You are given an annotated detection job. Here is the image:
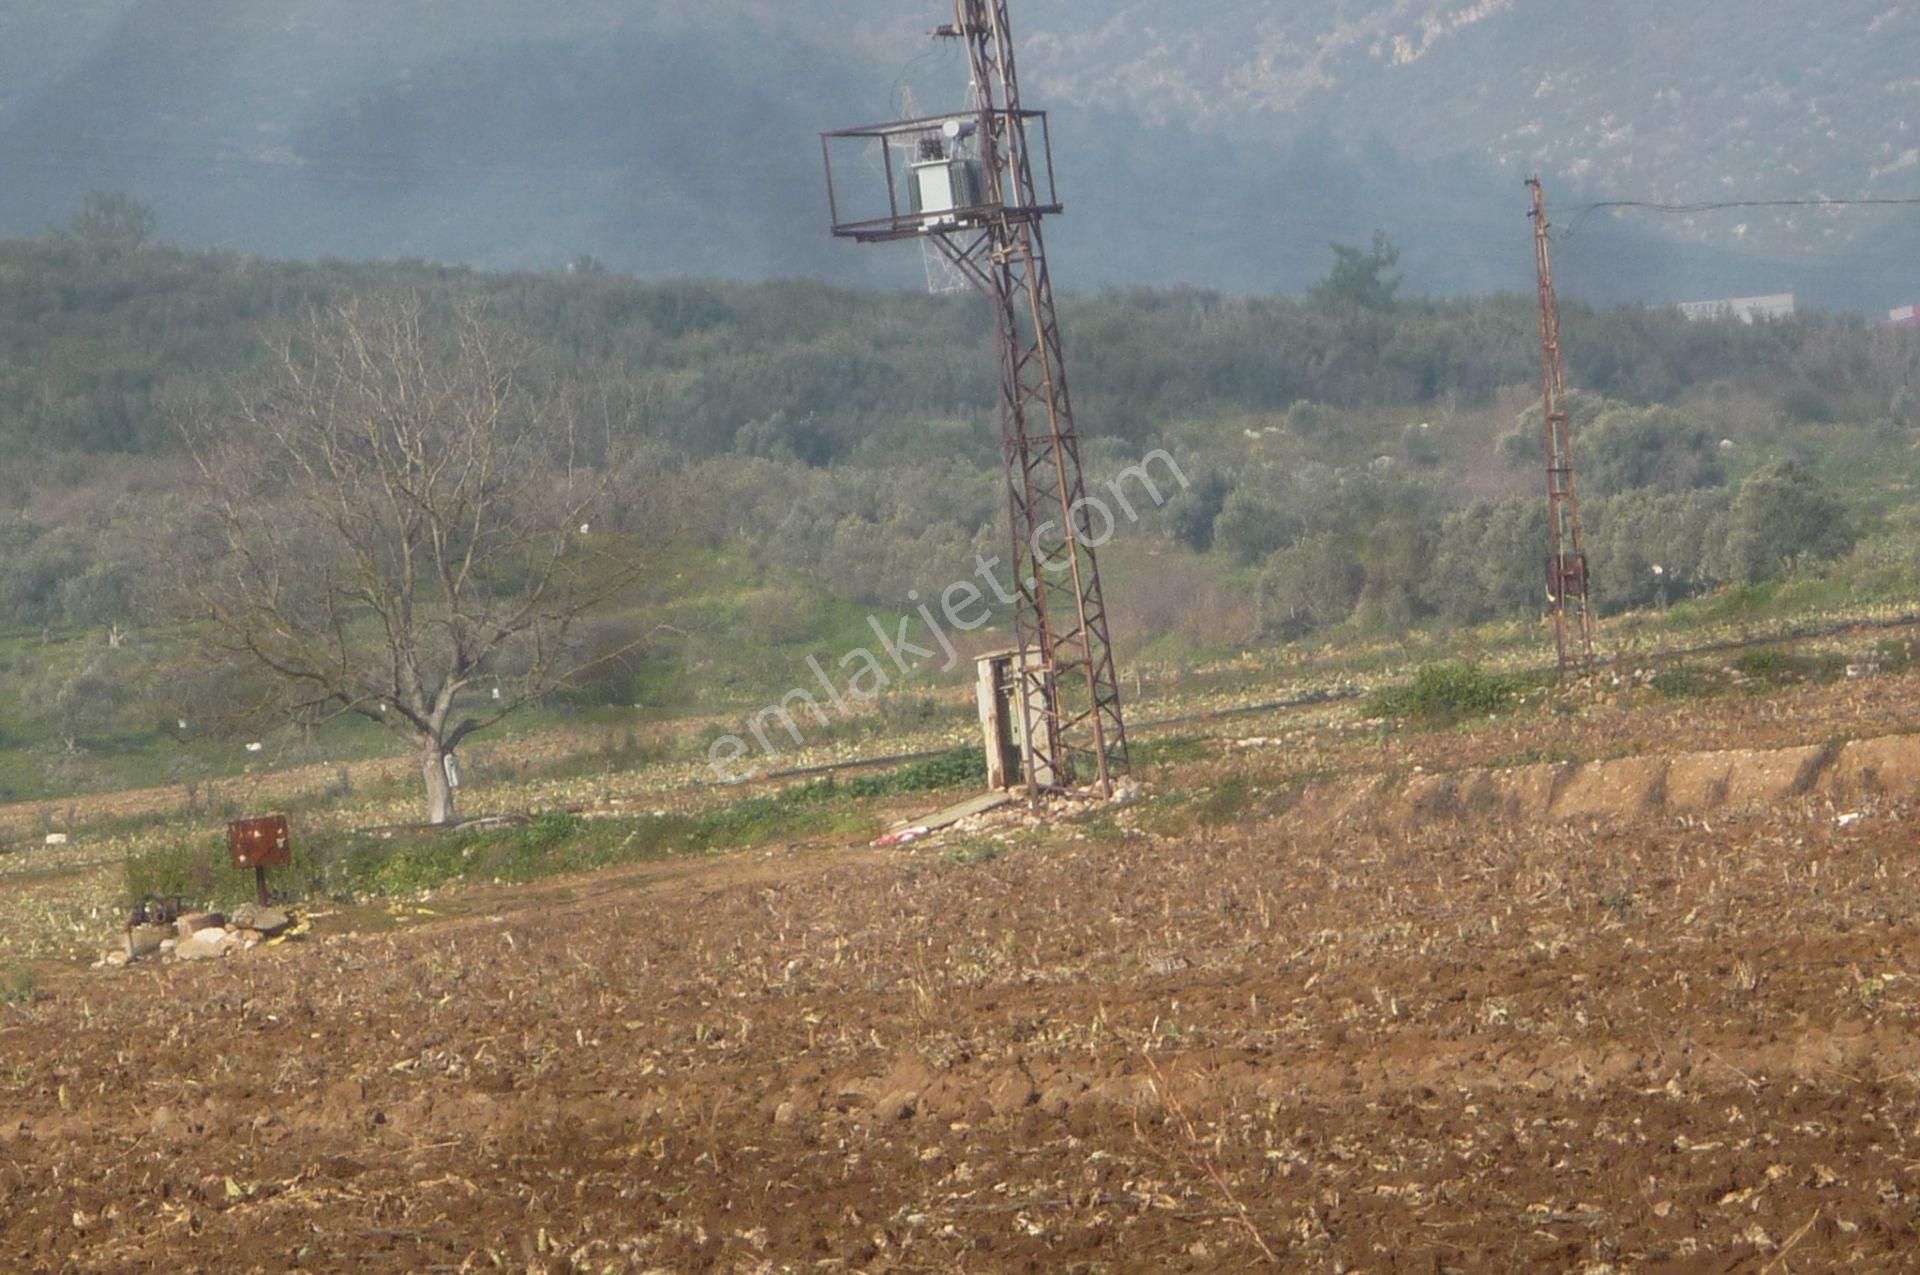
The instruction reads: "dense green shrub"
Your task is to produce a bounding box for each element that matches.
[1424,498,1546,624]
[1584,487,1730,611]
[1582,404,1725,495]
[123,838,228,906]
[1285,400,1340,438]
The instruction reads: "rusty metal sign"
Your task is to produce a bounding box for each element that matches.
[228,814,291,869]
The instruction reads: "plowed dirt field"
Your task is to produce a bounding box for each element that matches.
[7,751,1920,1272]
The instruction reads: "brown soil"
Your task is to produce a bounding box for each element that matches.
[8,741,1920,1273]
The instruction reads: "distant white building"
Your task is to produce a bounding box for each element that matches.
[1674,293,1796,324]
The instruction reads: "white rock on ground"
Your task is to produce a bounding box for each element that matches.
[173,928,232,961]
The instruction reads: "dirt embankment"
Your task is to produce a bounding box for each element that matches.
[1290,728,1920,834]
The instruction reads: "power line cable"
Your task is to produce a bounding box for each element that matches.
[1558,194,1920,240]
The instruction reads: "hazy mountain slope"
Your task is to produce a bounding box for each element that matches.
[822,0,1920,261]
[983,2,1920,196]
[773,0,1920,290]
[0,1,897,281]
[0,1,1909,304]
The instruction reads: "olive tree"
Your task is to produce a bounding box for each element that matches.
[183,293,633,824]
[23,659,130,754]
[1711,459,1854,585]
[1258,534,1362,637]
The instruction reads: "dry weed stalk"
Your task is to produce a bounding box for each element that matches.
[1760,1208,1821,1273]
[1134,1039,1280,1265]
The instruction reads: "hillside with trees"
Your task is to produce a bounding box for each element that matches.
[0,215,1918,804]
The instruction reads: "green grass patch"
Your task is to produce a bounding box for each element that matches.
[1365,662,1523,722]
[942,838,1004,865]
[675,780,873,853]
[116,748,990,917]
[1183,774,1304,828]
[1131,734,1216,767]
[123,784,883,907]
[1598,889,1639,920]
[1193,776,1259,825]
[1649,662,1724,701]
[841,747,986,799]
[1658,575,1853,634]
[470,734,672,787]
[1875,637,1917,674]
[1731,645,1846,690]
[0,966,36,1004]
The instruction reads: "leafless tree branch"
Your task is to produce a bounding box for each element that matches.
[177,291,639,823]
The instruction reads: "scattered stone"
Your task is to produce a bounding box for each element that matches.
[175,912,225,937]
[125,925,170,959]
[173,928,232,961]
[98,950,129,969]
[772,1101,798,1127]
[43,832,68,847]
[873,1089,919,1122]
[148,1105,185,1139]
[229,904,290,936]
[986,1074,1038,1116]
[1037,1075,1090,1115]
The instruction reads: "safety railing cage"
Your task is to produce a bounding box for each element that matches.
[821,109,1060,243]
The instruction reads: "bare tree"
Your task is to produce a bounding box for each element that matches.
[183,292,633,824]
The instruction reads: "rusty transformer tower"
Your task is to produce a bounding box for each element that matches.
[822,0,1128,796]
[1528,176,1595,680]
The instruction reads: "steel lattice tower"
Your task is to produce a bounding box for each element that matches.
[822,0,1128,795]
[1528,176,1595,680]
